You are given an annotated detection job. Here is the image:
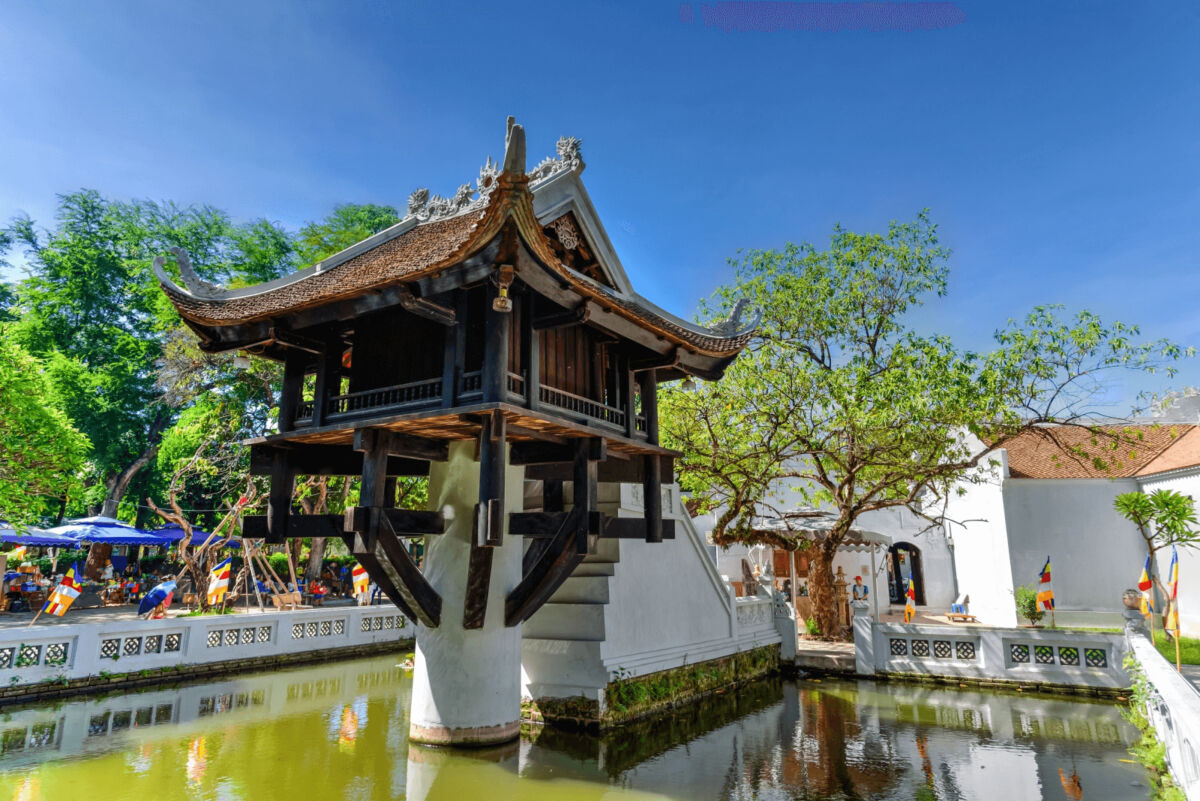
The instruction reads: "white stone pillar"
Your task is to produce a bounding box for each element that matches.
[408,440,526,745]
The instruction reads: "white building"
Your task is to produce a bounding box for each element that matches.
[944,423,1200,634]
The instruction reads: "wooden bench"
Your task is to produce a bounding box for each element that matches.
[946,593,976,623]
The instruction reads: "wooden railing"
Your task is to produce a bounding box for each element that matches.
[328,377,443,417]
[506,371,526,399]
[459,370,483,400]
[291,371,640,437]
[539,384,626,429]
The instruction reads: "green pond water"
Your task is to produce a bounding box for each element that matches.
[0,654,1151,800]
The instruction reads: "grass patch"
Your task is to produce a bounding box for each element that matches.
[1152,631,1200,666]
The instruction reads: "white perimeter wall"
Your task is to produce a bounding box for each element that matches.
[943,454,1019,627]
[1002,478,1143,614]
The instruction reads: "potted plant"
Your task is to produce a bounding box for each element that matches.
[1014,583,1045,627]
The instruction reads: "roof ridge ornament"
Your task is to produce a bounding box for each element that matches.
[152,247,229,300]
[710,298,760,337]
[400,120,583,226]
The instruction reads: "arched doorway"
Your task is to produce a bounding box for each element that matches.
[887,542,925,606]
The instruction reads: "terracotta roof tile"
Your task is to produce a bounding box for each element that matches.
[999,424,1194,479]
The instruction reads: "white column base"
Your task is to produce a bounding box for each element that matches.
[408,440,525,746]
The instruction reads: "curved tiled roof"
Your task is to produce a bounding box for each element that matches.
[998,424,1194,479]
[156,131,755,360]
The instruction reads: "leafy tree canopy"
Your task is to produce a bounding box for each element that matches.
[662,211,1192,637]
[0,333,89,523]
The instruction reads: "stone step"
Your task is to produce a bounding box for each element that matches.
[583,539,621,564]
[522,601,606,641]
[549,574,611,605]
[571,561,615,578]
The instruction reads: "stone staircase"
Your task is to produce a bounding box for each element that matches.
[522,539,619,643]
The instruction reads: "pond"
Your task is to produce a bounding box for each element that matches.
[0,653,1151,800]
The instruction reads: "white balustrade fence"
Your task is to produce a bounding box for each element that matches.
[1127,623,1200,799]
[852,608,1130,689]
[0,605,413,690]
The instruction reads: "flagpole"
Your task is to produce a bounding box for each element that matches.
[27,606,44,627]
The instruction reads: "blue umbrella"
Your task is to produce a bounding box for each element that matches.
[0,522,79,547]
[48,516,171,547]
[138,580,176,616]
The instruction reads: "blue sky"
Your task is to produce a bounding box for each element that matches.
[3,1,1199,402]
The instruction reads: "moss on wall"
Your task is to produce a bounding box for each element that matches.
[524,644,782,731]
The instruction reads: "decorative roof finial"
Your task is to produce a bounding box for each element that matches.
[152,247,227,299]
[502,116,526,176]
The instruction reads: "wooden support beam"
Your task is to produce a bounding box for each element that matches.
[525,290,540,412]
[440,293,458,409]
[642,368,658,445]
[531,303,588,331]
[244,514,342,540]
[623,357,637,440]
[508,513,675,540]
[574,437,601,555]
[482,280,511,404]
[344,507,444,536]
[522,478,562,575]
[278,350,307,433]
[631,348,680,372]
[504,506,585,627]
[311,345,341,428]
[509,441,578,465]
[397,285,455,325]
[355,428,391,552]
[270,326,325,354]
[643,454,663,544]
[265,451,295,544]
[371,513,442,627]
[352,428,448,462]
[473,410,506,548]
[250,443,428,477]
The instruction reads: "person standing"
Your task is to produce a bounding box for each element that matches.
[852,575,869,601]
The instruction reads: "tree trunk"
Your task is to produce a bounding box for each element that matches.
[84,543,113,581]
[808,543,840,640]
[306,537,327,582]
[100,413,170,517]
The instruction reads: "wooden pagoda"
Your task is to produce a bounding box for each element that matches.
[156,119,755,633]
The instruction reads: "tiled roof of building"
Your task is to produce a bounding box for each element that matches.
[155,122,756,359]
[999,424,1195,479]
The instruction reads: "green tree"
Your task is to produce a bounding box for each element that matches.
[0,333,89,523]
[1114,489,1198,607]
[295,203,399,265]
[663,211,1191,638]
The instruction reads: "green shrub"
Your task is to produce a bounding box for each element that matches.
[804,616,820,636]
[1014,583,1045,626]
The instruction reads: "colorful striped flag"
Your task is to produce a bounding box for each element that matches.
[1138,554,1155,616]
[1036,556,1055,610]
[1165,547,1180,636]
[42,563,82,617]
[9,545,27,562]
[206,557,232,606]
[352,563,369,596]
[903,578,916,623]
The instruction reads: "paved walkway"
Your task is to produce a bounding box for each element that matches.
[795,639,855,672]
[1182,665,1200,694]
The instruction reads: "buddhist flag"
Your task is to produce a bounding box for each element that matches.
[1139,554,1155,616]
[352,563,369,596]
[42,563,82,617]
[9,545,27,562]
[1165,547,1180,636]
[1037,556,1055,610]
[206,557,232,605]
[904,579,916,623]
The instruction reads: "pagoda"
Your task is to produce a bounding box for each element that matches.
[156,119,754,745]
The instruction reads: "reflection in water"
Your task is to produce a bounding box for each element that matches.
[0,654,1151,801]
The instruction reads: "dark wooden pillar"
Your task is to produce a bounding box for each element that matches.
[575,437,602,555]
[475,410,506,548]
[312,344,341,427]
[278,350,306,433]
[482,281,511,404]
[266,451,295,544]
[624,358,637,439]
[357,429,391,552]
[522,291,539,410]
[442,291,465,408]
[640,369,662,543]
